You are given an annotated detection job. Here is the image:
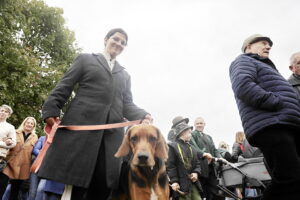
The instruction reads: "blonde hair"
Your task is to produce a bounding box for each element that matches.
[235,131,245,144]
[0,104,13,116]
[219,141,230,151]
[17,117,37,135]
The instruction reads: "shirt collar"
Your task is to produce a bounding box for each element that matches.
[102,51,116,63]
[102,51,116,71]
[196,130,204,136]
[293,73,300,79]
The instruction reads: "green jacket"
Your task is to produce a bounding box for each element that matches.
[190,130,221,158]
[288,74,300,103]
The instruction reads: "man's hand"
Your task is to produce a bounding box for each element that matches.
[45,117,60,127]
[5,138,13,146]
[171,182,180,191]
[190,173,198,182]
[216,157,228,164]
[203,152,213,162]
[141,114,153,124]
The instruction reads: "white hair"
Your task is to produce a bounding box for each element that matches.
[290,51,300,65]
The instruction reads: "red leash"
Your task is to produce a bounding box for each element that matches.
[30,120,142,173]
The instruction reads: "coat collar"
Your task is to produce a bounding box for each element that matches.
[193,130,205,136]
[112,61,125,74]
[16,130,36,145]
[288,74,300,86]
[93,53,111,73]
[93,53,125,74]
[244,53,277,71]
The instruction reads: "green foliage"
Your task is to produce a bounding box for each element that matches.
[0,0,80,135]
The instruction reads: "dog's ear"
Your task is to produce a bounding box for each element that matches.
[114,129,131,158]
[155,127,169,161]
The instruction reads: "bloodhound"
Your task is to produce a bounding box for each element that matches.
[114,124,169,200]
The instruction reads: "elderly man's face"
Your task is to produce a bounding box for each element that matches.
[194,118,205,132]
[246,40,271,58]
[290,54,300,76]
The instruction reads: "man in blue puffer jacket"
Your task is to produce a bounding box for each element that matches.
[229,34,300,200]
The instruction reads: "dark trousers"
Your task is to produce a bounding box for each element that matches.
[0,172,9,198]
[250,125,300,200]
[9,180,23,200]
[71,139,111,200]
[200,163,224,200]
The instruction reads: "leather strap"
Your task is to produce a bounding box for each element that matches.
[59,120,142,131]
[31,121,60,173]
[30,120,141,173]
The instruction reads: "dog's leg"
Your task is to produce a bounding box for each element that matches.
[153,183,169,200]
[130,184,151,200]
[154,166,170,200]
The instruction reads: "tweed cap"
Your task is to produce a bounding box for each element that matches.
[171,116,189,128]
[173,121,193,138]
[241,34,273,52]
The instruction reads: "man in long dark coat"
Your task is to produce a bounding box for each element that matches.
[190,117,221,200]
[38,28,152,200]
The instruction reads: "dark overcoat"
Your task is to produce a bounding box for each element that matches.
[190,130,221,158]
[38,53,148,188]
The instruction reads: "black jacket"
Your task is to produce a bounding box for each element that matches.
[167,139,201,193]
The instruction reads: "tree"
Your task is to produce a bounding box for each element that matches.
[0,0,80,135]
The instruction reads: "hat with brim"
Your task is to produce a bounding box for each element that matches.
[174,122,193,138]
[241,34,273,53]
[171,116,189,128]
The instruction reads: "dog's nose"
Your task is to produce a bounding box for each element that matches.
[137,152,149,164]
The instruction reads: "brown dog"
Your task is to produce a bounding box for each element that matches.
[114,124,169,200]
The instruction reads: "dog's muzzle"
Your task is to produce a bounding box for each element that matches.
[137,152,149,165]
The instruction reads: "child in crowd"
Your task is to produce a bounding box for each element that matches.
[167,117,202,200]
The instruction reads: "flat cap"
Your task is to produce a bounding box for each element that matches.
[241,34,273,52]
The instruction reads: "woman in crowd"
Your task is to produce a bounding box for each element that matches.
[29,134,65,200]
[28,135,46,200]
[231,131,245,163]
[217,141,233,163]
[1,117,38,200]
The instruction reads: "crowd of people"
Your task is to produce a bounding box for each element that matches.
[167,116,265,200]
[1,29,300,200]
[0,103,261,200]
[0,105,65,200]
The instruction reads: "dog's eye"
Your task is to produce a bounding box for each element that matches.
[149,136,157,143]
[130,136,138,143]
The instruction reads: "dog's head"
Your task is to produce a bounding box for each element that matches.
[115,124,168,168]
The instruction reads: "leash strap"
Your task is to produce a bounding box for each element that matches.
[177,143,193,169]
[30,120,142,173]
[58,120,142,131]
[31,121,60,173]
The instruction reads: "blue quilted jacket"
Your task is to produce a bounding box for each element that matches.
[229,53,300,139]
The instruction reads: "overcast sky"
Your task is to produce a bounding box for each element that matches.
[44,0,300,149]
